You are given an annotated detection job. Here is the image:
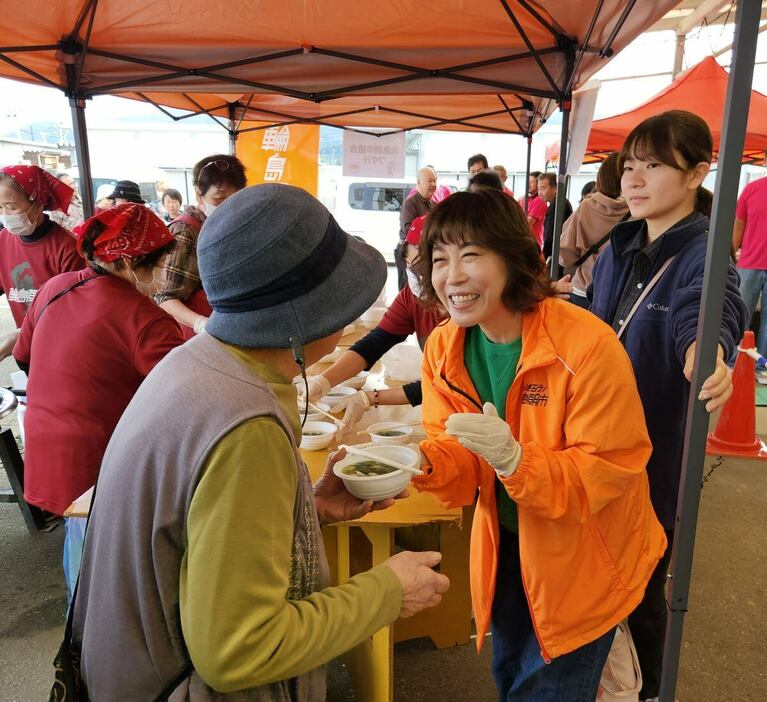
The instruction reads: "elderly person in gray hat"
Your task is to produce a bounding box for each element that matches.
[70,184,449,701]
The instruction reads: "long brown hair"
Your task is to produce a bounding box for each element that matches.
[596,152,622,199]
[414,189,553,314]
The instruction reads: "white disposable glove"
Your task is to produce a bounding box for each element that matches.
[296,374,332,404]
[445,402,522,477]
[333,390,370,441]
[193,316,208,335]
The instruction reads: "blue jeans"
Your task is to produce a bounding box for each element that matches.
[738,267,767,356]
[491,528,615,702]
[63,517,87,606]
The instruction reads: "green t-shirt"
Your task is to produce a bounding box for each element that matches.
[464,325,523,532]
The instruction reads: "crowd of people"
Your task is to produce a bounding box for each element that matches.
[0,107,757,701]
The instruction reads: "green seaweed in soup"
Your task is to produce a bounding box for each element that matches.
[375,429,406,437]
[342,460,397,477]
[303,431,325,436]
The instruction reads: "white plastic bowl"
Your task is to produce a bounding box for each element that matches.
[341,371,370,390]
[333,444,418,501]
[300,421,337,451]
[366,421,414,445]
[321,385,358,407]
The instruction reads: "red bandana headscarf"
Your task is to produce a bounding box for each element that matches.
[73,204,174,262]
[0,165,73,213]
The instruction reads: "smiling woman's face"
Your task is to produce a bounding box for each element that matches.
[430,239,509,330]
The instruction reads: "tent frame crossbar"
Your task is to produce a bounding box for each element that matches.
[74,44,566,101]
[0,0,628,245]
[564,0,604,95]
[498,0,562,96]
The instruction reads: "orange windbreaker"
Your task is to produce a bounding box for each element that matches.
[414,297,667,661]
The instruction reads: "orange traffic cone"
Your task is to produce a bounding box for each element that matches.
[707,330,767,459]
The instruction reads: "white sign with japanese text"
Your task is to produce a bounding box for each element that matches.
[342,131,406,178]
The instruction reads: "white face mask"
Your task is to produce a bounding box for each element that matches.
[132,266,167,298]
[406,267,422,298]
[203,201,218,217]
[3,208,37,237]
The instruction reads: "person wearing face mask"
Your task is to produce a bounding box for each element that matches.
[298,214,445,440]
[13,204,184,602]
[155,154,247,339]
[0,165,84,361]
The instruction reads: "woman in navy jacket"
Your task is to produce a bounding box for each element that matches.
[589,110,748,701]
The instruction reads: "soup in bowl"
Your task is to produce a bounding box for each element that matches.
[333,444,418,501]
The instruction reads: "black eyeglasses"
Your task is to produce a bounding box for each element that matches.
[199,159,232,174]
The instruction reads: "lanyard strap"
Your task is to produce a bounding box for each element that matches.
[616,255,676,341]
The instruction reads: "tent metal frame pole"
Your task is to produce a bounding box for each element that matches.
[498,95,526,133]
[227,103,238,156]
[69,96,94,218]
[673,30,686,78]
[235,95,254,134]
[549,98,570,279]
[600,0,637,57]
[180,94,229,131]
[564,0,605,95]
[62,26,95,218]
[524,134,532,213]
[0,52,61,89]
[659,2,761,700]
[498,0,561,95]
[513,0,563,40]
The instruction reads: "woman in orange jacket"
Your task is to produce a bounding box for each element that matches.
[412,189,666,701]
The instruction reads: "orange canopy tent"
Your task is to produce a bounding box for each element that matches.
[0,0,679,216]
[0,1,678,137]
[585,56,767,164]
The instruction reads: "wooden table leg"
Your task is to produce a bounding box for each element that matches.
[393,506,473,649]
[0,427,47,531]
[342,524,394,702]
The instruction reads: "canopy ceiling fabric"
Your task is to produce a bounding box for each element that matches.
[0,0,679,136]
[586,56,767,164]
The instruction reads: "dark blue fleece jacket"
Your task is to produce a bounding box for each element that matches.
[589,213,747,528]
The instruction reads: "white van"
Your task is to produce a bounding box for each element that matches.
[324,176,416,264]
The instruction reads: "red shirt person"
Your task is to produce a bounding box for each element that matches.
[518,171,546,250]
[14,205,185,516]
[298,214,445,439]
[0,165,83,359]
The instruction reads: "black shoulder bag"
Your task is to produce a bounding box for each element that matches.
[570,212,631,271]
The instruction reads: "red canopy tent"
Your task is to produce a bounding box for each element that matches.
[585,56,767,164]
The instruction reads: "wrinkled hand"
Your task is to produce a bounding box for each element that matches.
[193,316,208,335]
[445,402,522,476]
[313,448,408,525]
[384,551,450,618]
[553,274,573,299]
[296,374,331,405]
[332,390,371,441]
[683,343,733,413]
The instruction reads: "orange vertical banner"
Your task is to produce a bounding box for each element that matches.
[235,121,319,195]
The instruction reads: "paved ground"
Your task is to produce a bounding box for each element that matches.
[1,294,765,701]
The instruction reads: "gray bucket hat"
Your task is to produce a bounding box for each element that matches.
[199,184,387,349]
